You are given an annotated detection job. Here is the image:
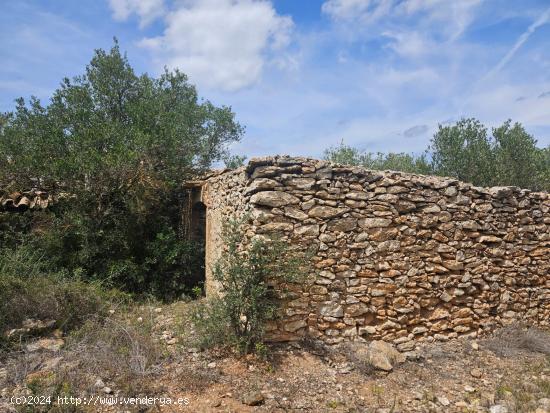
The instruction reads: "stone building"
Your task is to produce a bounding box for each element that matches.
[195,156,549,349]
[3,155,549,348]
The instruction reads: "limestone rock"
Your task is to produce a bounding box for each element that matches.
[327,217,357,232]
[241,391,265,406]
[319,303,344,318]
[244,178,281,194]
[284,319,307,332]
[6,319,56,340]
[250,191,299,207]
[308,206,347,218]
[366,340,406,371]
[284,207,308,220]
[489,405,508,413]
[259,222,293,232]
[295,224,320,236]
[358,218,392,228]
[26,338,64,352]
[478,235,502,243]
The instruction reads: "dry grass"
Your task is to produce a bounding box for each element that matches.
[484,323,550,357]
[4,308,167,412]
[494,355,550,413]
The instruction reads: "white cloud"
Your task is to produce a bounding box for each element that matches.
[399,0,482,40]
[140,0,293,92]
[483,7,550,80]
[322,0,482,41]
[382,30,432,57]
[321,0,393,22]
[108,0,165,28]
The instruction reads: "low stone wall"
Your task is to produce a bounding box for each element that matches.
[205,156,550,349]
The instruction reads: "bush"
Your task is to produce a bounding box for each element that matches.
[0,245,129,351]
[484,323,550,357]
[191,217,309,354]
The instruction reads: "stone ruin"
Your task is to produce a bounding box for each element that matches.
[196,156,549,350]
[3,156,548,350]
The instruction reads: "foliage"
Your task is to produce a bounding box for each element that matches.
[492,120,549,191]
[323,118,549,191]
[0,40,243,297]
[190,297,233,349]
[5,308,165,409]
[430,118,495,185]
[223,153,247,169]
[0,244,128,351]
[431,118,549,190]
[192,217,308,354]
[323,141,366,166]
[323,140,432,174]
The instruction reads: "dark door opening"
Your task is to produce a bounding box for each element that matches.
[188,201,206,294]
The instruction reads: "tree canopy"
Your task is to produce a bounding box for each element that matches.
[323,118,549,192]
[0,41,243,298]
[0,40,242,192]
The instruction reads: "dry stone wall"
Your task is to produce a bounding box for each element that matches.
[205,156,550,349]
[201,168,250,297]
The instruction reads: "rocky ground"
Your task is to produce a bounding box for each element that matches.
[1,301,549,413]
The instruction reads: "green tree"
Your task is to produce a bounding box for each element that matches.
[323,140,367,165]
[539,146,550,191]
[430,118,495,186]
[323,119,548,191]
[192,217,308,354]
[0,40,243,297]
[323,141,431,174]
[367,152,432,174]
[223,154,247,169]
[492,120,547,190]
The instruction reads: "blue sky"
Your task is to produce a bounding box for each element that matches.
[2,0,550,159]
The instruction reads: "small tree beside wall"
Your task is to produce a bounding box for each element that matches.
[192,216,309,354]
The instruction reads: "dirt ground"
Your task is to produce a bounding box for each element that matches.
[1,301,549,413]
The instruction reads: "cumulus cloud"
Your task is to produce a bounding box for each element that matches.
[108,0,165,27]
[139,0,293,92]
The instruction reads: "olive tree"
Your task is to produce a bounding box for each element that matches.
[0,41,243,298]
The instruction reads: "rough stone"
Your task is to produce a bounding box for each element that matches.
[367,340,406,371]
[200,156,550,346]
[241,391,265,406]
[319,303,344,318]
[250,191,300,207]
[308,206,347,218]
[358,218,392,228]
[327,217,357,232]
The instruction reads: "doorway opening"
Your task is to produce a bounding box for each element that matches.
[181,187,207,295]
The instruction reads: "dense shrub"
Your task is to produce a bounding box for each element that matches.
[0,40,242,298]
[0,245,128,351]
[191,217,309,354]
